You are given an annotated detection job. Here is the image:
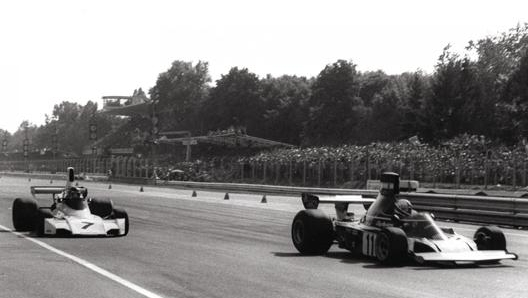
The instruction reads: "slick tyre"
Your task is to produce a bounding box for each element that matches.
[474,226,506,251]
[291,209,334,255]
[88,198,114,218]
[375,227,408,265]
[12,198,38,231]
[36,208,53,236]
[112,208,129,236]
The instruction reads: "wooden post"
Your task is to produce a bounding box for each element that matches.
[333,159,337,186]
[275,163,279,184]
[349,161,354,182]
[523,160,527,187]
[513,164,517,190]
[289,160,293,185]
[303,161,307,186]
[318,160,322,187]
[263,161,267,182]
[456,156,461,189]
[366,149,371,181]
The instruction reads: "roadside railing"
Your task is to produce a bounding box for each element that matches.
[2,171,527,228]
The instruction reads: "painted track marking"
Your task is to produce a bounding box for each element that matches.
[0,224,164,298]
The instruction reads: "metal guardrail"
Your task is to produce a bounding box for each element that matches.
[402,193,528,228]
[162,180,528,227]
[3,171,528,227]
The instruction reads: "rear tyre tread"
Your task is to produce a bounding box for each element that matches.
[291,209,334,255]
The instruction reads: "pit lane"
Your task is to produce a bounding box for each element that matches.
[1,176,527,298]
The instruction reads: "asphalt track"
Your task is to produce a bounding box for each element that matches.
[1,176,527,298]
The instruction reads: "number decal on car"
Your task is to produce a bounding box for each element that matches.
[362,232,377,256]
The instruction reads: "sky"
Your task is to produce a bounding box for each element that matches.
[0,0,527,133]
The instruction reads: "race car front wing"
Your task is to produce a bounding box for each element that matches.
[42,216,126,236]
[414,250,518,264]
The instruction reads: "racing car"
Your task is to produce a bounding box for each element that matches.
[291,172,518,265]
[12,167,129,237]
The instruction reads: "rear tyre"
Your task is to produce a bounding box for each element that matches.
[291,209,334,255]
[12,198,38,231]
[36,208,54,236]
[375,227,408,265]
[88,198,114,218]
[112,208,129,236]
[474,226,506,251]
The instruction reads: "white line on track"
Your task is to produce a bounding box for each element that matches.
[0,224,164,298]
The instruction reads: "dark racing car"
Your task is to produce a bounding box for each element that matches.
[291,172,517,265]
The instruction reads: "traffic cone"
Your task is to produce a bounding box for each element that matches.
[192,190,197,197]
[261,195,267,203]
[108,184,112,189]
[75,182,79,186]
[50,179,53,184]
[224,193,230,200]
[140,186,144,192]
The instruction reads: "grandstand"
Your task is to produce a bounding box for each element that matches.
[98,94,294,161]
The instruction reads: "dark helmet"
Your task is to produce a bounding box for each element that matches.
[65,187,85,210]
[394,199,413,218]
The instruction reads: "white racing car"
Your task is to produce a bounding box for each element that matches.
[291,172,518,265]
[12,167,129,237]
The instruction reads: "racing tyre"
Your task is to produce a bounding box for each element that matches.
[474,226,506,251]
[35,208,54,236]
[375,227,408,265]
[12,198,38,231]
[291,209,334,255]
[112,208,129,236]
[88,198,114,218]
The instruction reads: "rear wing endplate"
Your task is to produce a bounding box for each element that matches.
[301,193,376,209]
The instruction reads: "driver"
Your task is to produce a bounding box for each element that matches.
[394,199,413,218]
[64,187,86,210]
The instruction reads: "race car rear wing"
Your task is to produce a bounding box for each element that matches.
[31,186,65,198]
[30,167,77,198]
[301,193,376,210]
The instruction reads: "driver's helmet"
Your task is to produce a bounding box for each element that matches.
[64,187,85,210]
[394,199,413,218]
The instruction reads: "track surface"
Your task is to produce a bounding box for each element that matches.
[1,176,527,298]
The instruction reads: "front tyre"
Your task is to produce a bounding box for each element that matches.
[291,209,334,255]
[36,208,54,236]
[474,226,506,251]
[375,227,408,265]
[12,198,38,231]
[89,198,114,218]
[112,208,129,236]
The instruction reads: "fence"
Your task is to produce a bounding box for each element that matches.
[1,155,528,189]
[0,157,155,179]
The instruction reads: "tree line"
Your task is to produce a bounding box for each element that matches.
[1,24,528,157]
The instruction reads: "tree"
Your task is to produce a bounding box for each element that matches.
[467,23,528,141]
[149,61,211,133]
[303,60,366,145]
[499,50,528,141]
[202,67,264,134]
[260,75,311,144]
[423,46,469,142]
[400,71,429,139]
